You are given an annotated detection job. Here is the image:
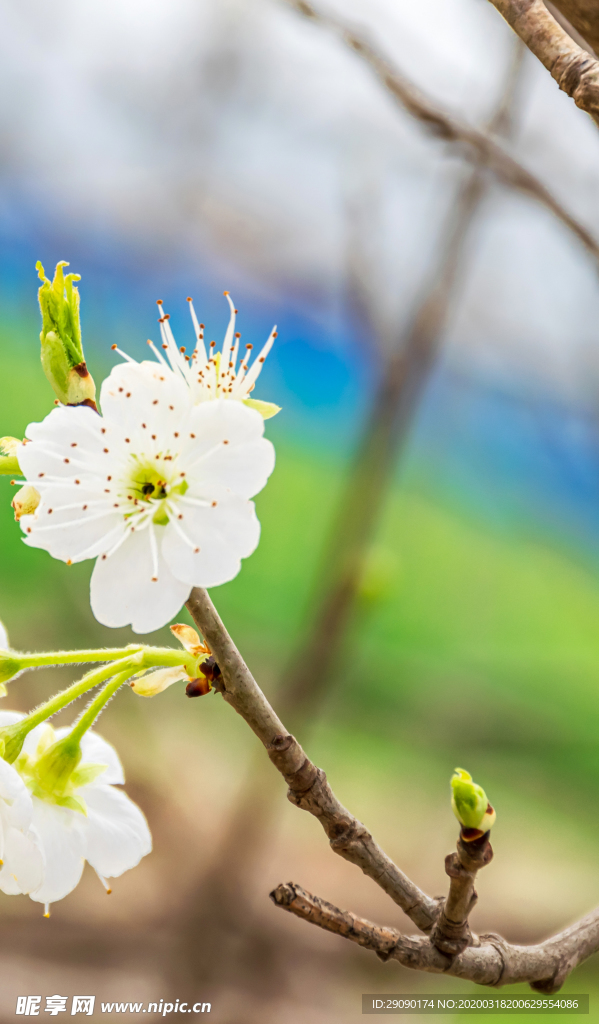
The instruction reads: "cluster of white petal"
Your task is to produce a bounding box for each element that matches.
[0,712,151,913]
[18,363,275,633]
[121,293,278,413]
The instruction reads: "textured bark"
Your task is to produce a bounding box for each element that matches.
[430,832,494,956]
[286,1,599,265]
[488,0,599,123]
[185,588,437,932]
[271,882,599,989]
[187,589,599,989]
[546,1,598,53]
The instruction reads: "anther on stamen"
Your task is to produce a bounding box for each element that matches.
[126,392,131,398]
[66,559,72,566]
[107,476,112,481]
[48,509,53,514]
[64,458,70,464]
[103,448,109,453]
[223,440,229,445]
[118,388,123,393]
[75,479,81,485]
[151,576,158,582]
[71,442,77,447]
[38,473,45,478]
[157,299,163,305]
[111,344,117,350]
[101,428,106,434]
[190,433,195,438]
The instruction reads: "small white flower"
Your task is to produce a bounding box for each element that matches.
[0,748,44,897]
[18,364,275,632]
[113,293,280,419]
[0,712,151,912]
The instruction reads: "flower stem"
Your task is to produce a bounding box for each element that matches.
[15,646,144,670]
[68,667,138,744]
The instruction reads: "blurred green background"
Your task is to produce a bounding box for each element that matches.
[2,0,599,1020]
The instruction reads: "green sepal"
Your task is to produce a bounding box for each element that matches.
[70,762,107,789]
[0,652,23,685]
[242,398,281,419]
[55,793,87,816]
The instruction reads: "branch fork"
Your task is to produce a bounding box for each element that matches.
[186,588,599,990]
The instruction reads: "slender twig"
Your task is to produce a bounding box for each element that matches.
[185,587,437,933]
[187,587,599,989]
[486,0,599,123]
[430,831,494,956]
[283,0,599,266]
[270,882,599,990]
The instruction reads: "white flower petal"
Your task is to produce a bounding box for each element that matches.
[0,711,25,729]
[181,401,275,499]
[29,799,86,904]
[83,785,152,878]
[0,621,7,649]
[0,754,31,811]
[20,406,106,484]
[90,528,190,633]
[0,824,44,895]
[22,510,124,565]
[99,362,191,436]
[163,495,260,587]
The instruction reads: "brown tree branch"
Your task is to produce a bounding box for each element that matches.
[544,1,597,54]
[185,587,438,933]
[186,588,599,989]
[430,831,494,957]
[284,0,599,266]
[487,0,599,123]
[270,881,599,990]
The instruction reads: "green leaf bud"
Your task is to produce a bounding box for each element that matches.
[451,767,496,834]
[36,260,97,407]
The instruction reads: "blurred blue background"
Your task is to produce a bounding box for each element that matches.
[1,0,599,1020]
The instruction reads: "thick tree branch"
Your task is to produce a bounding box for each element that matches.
[185,588,437,932]
[271,882,599,990]
[488,0,599,123]
[284,0,599,267]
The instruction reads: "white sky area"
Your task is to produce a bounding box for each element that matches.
[1,0,599,406]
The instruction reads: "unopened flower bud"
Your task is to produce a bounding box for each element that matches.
[451,767,496,837]
[0,437,21,476]
[36,260,97,408]
[12,484,40,521]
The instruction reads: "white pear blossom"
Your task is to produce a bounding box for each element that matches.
[0,748,44,897]
[17,363,275,632]
[112,293,280,419]
[0,712,151,913]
